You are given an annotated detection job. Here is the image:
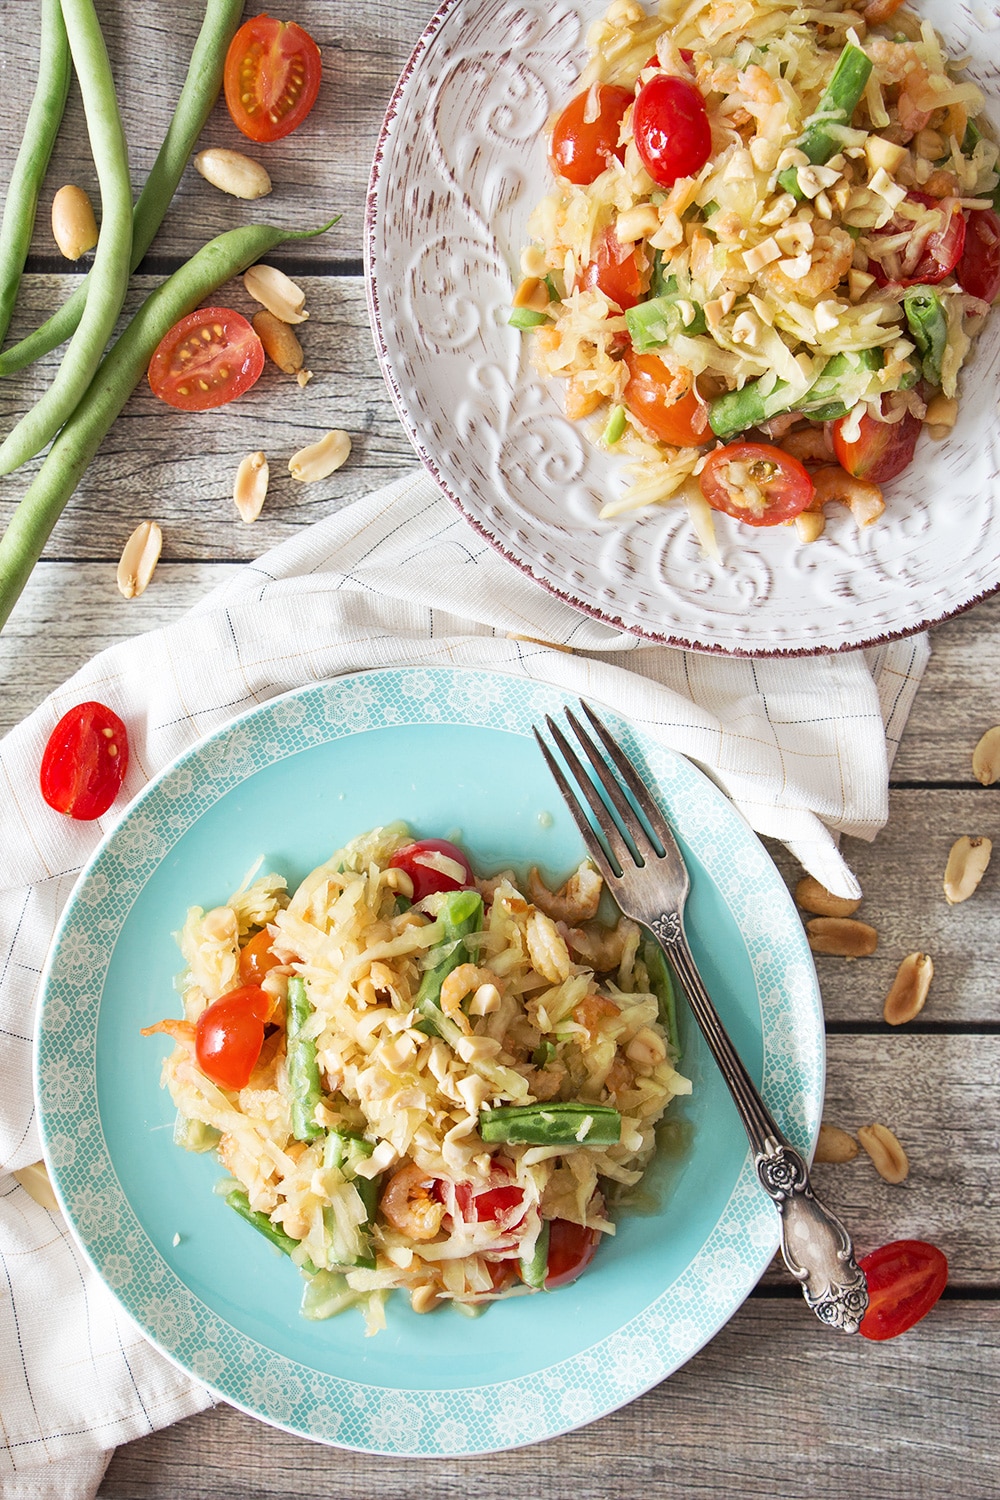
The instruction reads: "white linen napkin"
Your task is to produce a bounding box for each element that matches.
[0,470,928,1496]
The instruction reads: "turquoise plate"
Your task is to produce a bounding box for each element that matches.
[36,667,823,1455]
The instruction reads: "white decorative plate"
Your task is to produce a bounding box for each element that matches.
[365,0,1000,655]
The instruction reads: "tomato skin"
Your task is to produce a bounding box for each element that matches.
[956,208,1000,304]
[549,85,633,185]
[632,74,712,188]
[832,406,921,484]
[195,985,271,1090]
[388,838,474,902]
[148,308,264,412]
[580,226,648,311]
[700,442,814,526]
[224,15,322,143]
[39,701,128,819]
[454,1181,525,1223]
[544,1219,600,1289]
[239,928,281,986]
[623,351,709,446]
[868,193,966,288]
[858,1239,948,1341]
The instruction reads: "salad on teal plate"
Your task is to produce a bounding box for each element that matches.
[35,666,823,1455]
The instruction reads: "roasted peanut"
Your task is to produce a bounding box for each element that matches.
[943,835,992,904]
[795,875,862,918]
[233,452,269,523]
[883,952,934,1026]
[814,1124,859,1163]
[244,263,308,323]
[806,917,878,956]
[857,1122,909,1184]
[794,509,826,543]
[288,430,351,482]
[252,310,304,374]
[116,520,162,598]
[12,1160,59,1212]
[972,726,1000,786]
[194,147,271,200]
[51,184,98,260]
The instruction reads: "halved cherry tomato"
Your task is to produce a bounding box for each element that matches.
[956,207,1000,304]
[486,1260,519,1292]
[195,985,272,1090]
[699,441,814,525]
[623,351,710,446]
[388,837,474,902]
[148,308,264,412]
[549,84,634,185]
[832,404,921,484]
[224,15,322,143]
[858,1239,948,1341]
[40,701,128,820]
[580,226,648,311]
[867,192,966,288]
[544,1219,600,1289]
[454,1181,525,1223]
[239,928,282,986]
[631,73,712,188]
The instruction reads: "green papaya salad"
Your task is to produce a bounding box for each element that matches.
[514,0,999,548]
[143,824,689,1332]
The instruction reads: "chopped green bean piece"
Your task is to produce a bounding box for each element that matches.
[708,348,882,438]
[287,976,324,1142]
[519,1220,550,1288]
[642,940,679,1056]
[479,1101,621,1146]
[777,44,873,199]
[626,293,707,352]
[226,1188,317,1272]
[903,286,948,387]
[508,306,549,329]
[415,889,483,1036]
[602,405,627,445]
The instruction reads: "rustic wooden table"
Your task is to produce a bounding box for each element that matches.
[0,3,997,1495]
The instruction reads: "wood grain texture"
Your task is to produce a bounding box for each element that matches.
[99,1301,999,1499]
[0,0,438,267]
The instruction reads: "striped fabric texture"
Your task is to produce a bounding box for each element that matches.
[0,471,928,1496]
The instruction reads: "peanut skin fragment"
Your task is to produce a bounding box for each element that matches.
[814,1124,859,1163]
[857,1122,909,1184]
[883,952,934,1026]
[806,917,878,957]
[943,835,992,904]
[795,874,862,918]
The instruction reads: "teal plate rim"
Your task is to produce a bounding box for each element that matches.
[35,665,824,1456]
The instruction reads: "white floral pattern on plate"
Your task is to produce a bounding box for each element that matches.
[365,0,1000,655]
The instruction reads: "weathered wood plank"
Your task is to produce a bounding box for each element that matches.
[98,1300,999,1500]
[0,276,415,570]
[0,0,436,267]
[892,597,1000,784]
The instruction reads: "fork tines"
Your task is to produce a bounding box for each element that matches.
[532,701,672,879]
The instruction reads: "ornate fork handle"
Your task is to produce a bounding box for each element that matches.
[666,933,869,1334]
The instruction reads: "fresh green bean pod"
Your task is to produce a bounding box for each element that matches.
[0,216,338,633]
[0,0,133,475]
[478,1102,622,1146]
[641,940,679,1056]
[0,0,71,347]
[414,889,484,1036]
[777,44,873,200]
[225,1187,317,1272]
[625,292,707,352]
[0,0,244,377]
[903,285,948,387]
[287,977,324,1142]
[708,348,882,438]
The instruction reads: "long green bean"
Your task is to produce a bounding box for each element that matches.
[0,217,338,633]
[0,0,132,475]
[0,0,244,377]
[0,0,71,346]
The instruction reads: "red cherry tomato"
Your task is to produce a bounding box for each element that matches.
[580,226,648,311]
[487,1260,519,1292]
[544,1219,600,1289]
[832,405,922,483]
[454,1181,525,1223]
[195,985,271,1090]
[956,207,1000,304]
[224,15,322,143]
[699,442,814,526]
[858,1239,948,1341]
[239,928,282,986]
[867,193,966,288]
[623,350,710,446]
[549,84,634,185]
[388,838,474,902]
[39,701,129,820]
[631,73,712,188]
[148,308,264,412]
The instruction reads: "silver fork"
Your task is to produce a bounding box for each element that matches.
[534,701,869,1334]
